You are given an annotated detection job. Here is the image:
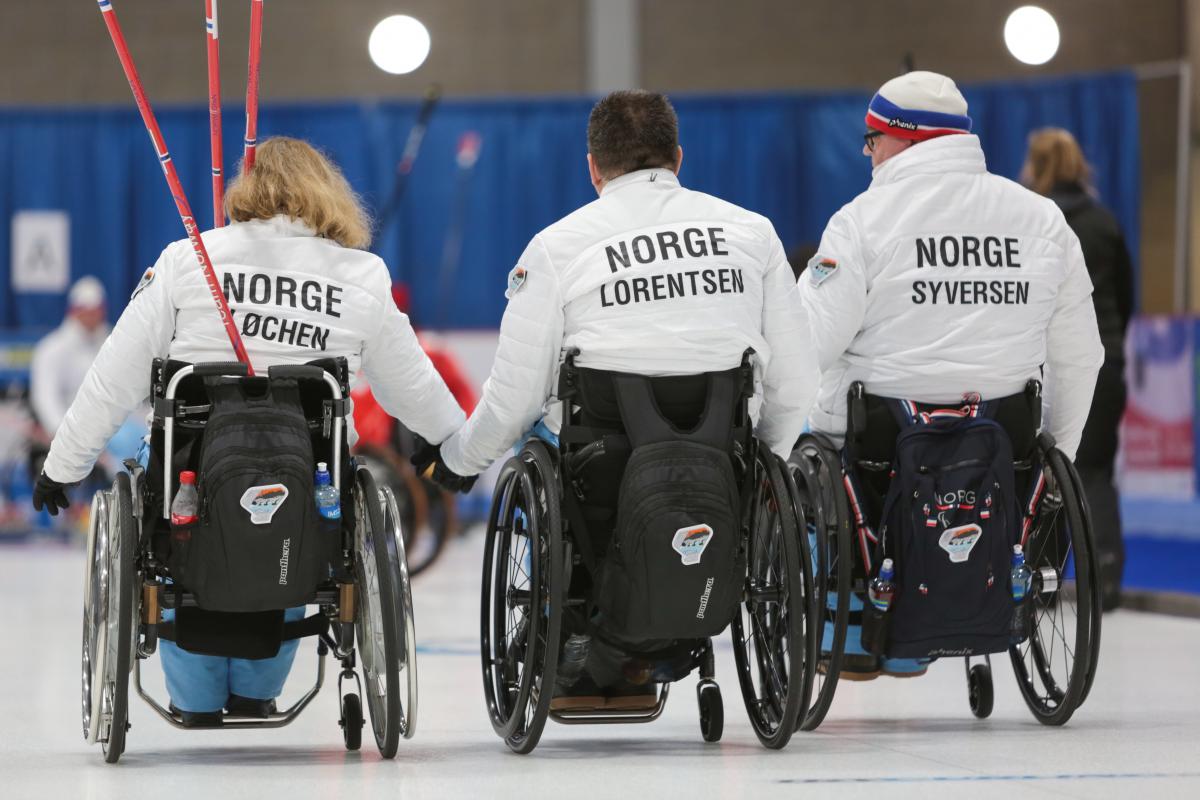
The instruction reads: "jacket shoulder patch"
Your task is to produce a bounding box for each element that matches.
[807,256,839,287]
[505,265,528,299]
[131,267,155,299]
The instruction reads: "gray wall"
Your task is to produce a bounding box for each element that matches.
[0,0,587,104]
[0,0,1185,310]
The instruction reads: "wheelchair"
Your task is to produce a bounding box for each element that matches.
[81,359,417,763]
[789,380,1101,730]
[479,352,817,754]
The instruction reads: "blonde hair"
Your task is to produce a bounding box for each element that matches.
[224,136,372,249]
[1021,128,1092,197]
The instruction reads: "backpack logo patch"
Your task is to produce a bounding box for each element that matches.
[240,484,289,525]
[672,524,713,566]
[939,523,982,563]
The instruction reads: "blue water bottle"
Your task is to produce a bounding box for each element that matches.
[314,462,341,520]
[1010,544,1032,643]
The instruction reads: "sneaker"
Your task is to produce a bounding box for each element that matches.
[550,672,606,712]
[602,680,659,711]
[225,694,277,718]
[169,704,223,728]
[549,673,659,712]
[834,653,881,681]
[880,657,930,678]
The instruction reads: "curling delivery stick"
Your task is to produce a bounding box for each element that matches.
[205,0,225,226]
[243,0,264,170]
[95,0,253,372]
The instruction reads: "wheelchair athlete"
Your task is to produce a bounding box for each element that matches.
[798,71,1104,680]
[33,137,465,726]
[418,90,818,708]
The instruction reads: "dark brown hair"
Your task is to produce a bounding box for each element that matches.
[587,90,679,179]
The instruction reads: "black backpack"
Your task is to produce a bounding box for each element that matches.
[168,376,337,612]
[593,370,745,642]
[872,402,1020,658]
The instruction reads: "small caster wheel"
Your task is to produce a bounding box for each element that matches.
[968,664,994,719]
[341,693,364,751]
[697,679,723,743]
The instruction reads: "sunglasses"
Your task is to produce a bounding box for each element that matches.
[863,130,884,152]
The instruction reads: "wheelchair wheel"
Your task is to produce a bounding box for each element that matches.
[382,484,420,739]
[81,472,137,764]
[1058,449,1104,708]
[732,451,813,750]
[967,661,994,719]
[341,693,364,751]
[697,679,724,743]
[479,441,563,754]
[789,434,852,731]
[1008,440,1100,726]
[353,467,414,758]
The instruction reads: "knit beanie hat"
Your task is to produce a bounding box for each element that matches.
[865,71,972,141]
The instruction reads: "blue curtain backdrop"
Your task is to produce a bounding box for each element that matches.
[0,71,1139,331]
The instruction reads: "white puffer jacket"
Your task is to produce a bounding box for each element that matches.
[440,168,818,475]
[799,134,1104,460]
[44,216,465,483]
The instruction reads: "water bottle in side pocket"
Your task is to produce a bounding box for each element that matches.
[314,462,341,520]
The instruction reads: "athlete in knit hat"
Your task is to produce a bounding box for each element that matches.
[799,71,1103,681]
[861,70,973,167]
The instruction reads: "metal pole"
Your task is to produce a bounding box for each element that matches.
[205,0,224,226]
[95,0,253,371]
[1134,60,1192,313]
[243,0,264,170]
[1175,62,1192,313]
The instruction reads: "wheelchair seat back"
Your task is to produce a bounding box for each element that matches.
[846,385,1040,659]
[148,359,349,614]
[560,353,753,644]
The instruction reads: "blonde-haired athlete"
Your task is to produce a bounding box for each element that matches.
[33,137,464,725]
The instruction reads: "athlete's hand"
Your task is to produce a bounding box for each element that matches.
[410,438,477,494]
[32,471,71,516]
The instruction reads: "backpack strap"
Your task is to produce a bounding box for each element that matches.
[611,369,737,451]
[888,394,993,429]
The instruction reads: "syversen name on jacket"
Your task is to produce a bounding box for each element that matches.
[911,235,1030,306]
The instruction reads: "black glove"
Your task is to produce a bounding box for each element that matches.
[32,471,71,516]
[410,438,478,494]
[410,436,440,478]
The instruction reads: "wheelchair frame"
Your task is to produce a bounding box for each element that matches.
[789,380,1102,729]
[478,352,816,754]
[81,361,418,762]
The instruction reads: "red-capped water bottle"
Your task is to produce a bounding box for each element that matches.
[171,471,199,526]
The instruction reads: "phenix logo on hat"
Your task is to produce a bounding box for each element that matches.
[866,71,972,142]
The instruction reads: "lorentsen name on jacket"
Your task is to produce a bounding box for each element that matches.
[910,235,1030,306]
[600,226,746,307]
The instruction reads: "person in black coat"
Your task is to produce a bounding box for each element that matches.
[1024,128,1134,611]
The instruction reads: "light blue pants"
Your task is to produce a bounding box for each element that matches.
[160,606,308,712]
[514,418,559,453]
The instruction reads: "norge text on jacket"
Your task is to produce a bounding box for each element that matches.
[911,235,1029,305]
[222,271,344,350]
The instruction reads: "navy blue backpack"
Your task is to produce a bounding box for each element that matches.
[870,400,1022,658]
